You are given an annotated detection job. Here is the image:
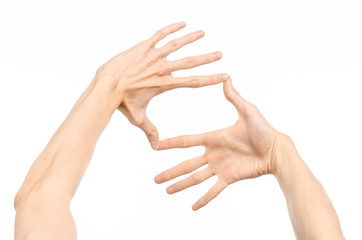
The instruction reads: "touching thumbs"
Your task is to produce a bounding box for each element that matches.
[223,78,247,113]
[139,117,159,150]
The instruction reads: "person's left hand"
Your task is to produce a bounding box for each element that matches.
[154,78,280,210]
[96,22,228,149]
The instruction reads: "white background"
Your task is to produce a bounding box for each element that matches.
[1,0,361,239]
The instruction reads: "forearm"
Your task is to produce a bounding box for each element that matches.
[15,74,121,207]
[274,134,344,240]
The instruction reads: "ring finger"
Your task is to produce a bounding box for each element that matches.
[166,168,214,194]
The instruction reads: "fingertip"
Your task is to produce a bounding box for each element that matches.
[192,204,199,211]
[140,118,159,150]
[215,51,223,59]
[196,30,205,38]
[224,76,232,86]
[154,175,161,184]
[223,77,232,94]
[166,185,176,194]
[220,73,229,82]
[150,140,159,150]
[178,21,186,28]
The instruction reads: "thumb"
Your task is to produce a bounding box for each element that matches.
[139,117,159,150]
[223,78,247,113]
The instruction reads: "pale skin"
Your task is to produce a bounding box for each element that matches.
[14,22,344,240]
[155,79,345,239]
[14,22,227,240]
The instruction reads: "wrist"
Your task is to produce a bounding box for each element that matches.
[93,72,125,112]
[271,133,306,192]
[271,133,301,178]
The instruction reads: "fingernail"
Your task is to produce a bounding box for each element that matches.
[197,30,205,37]
[214,52,222,59]
[178,22,186,27]
[150,141,157,149]
[219,74,229,81]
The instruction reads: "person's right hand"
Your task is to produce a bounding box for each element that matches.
[155,78,283,210]
[95,22,228,149]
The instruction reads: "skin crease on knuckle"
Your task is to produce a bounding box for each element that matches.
[169,40,181,52]
[183,160,196,173]
[224,87,234,102]
[185,79,201,88]
[154,29,166,41]
[180,135,190,148]
[184,57,197,68]
[192,172,204,184]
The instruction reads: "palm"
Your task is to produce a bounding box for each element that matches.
[208,114,276,184]
[155,79,278,210]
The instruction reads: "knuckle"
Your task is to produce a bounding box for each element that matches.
[169,40,181,50]
[192,173,203,183]
[183,161,194,173]
[145,131,156,140]
[156,62,169,75]
[188,79,201,88]
[184,57,196,67]
[180,136,189,147]
[172,183,180,192]
[154,30,164,39]
[96,65,113,77]
[209,188,219,197]
[224,88,234,101]
[148,48,161,60]
[155,28,170,40]
[149,127,157,135]
[138,40,151,51]
[163,171,171,181]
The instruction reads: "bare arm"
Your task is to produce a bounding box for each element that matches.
[14,22,227,240]
[14,77,118,240]
[274,136,344,239]
[155,78,344,239]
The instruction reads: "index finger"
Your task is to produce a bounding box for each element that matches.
[157,134,206,150]
[148,22,186,47]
